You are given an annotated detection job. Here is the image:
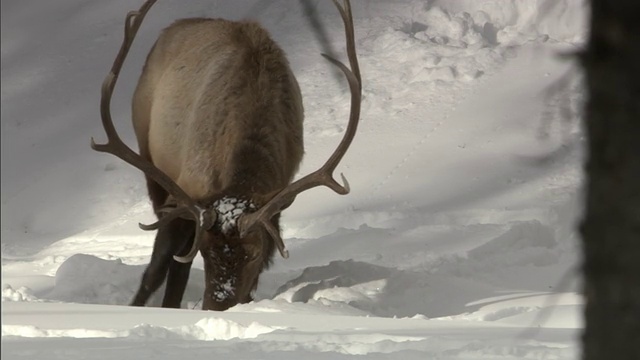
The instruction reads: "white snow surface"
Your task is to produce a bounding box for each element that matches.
[2,0,587,359]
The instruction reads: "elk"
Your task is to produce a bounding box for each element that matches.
[91,0,361,311]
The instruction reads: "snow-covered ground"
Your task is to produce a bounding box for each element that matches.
[2,0,588,358]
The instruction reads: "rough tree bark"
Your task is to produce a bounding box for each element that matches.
[580,0,640,359]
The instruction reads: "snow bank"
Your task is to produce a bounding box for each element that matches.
[2,317,280,341]
[2,284,38,302]
[183,317,283,340]
[431,0,587,44]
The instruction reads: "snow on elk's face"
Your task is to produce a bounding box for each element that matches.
[199,197,274,311]
[200,230,269,311]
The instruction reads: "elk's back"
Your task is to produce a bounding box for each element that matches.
[132,18,304,201]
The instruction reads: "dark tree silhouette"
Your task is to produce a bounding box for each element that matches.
[580,1,640,359]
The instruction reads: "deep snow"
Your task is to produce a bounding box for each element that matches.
[2,0,587,359]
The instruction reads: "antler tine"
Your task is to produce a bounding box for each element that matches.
[173,220,205,263]
[238,0,361,258]
[138,206,190,231]
[91,0,215,263]
[331,0,361,89]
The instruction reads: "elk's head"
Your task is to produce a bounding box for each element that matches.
[196,196,274,310]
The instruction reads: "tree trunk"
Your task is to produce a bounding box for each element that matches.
[580,1,640,359]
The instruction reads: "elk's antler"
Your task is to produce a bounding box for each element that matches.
[238,0,362,258]
[90,0,216,263]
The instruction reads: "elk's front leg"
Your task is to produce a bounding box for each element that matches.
[162,261,192,308]
[162,233,195,308]
[131,218,194,307]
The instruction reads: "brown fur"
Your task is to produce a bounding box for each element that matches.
[130,18,304,311]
